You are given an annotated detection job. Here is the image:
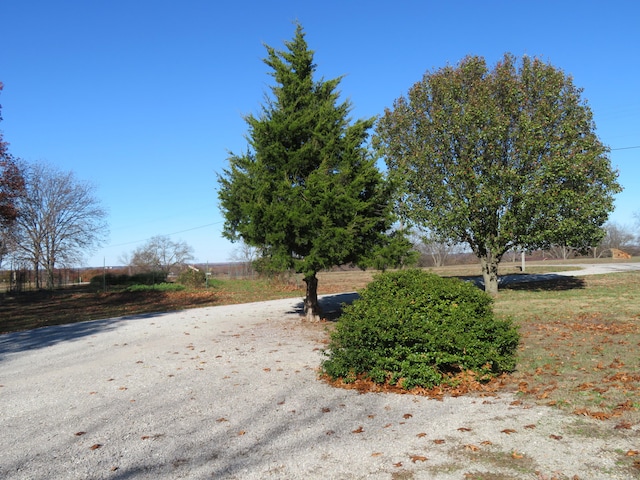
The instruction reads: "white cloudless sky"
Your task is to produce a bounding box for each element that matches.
[1,0,638,267]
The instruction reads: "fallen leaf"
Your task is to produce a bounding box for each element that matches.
[403,413,413,419]
[371,452,383,457]
[480,440,493,446]
[501,429,517,435]
[75,431,86,436]
[325,430,335,435]
[393,462,403,467]
[464,444,479,452]
[410,455,427,463]
[141,436,150,440]
[457,427,472,432]
[511,451,524,459]
[433,439,446,444]
[524,424,536,429]
[368,414,376,419]
[238,430,246,436]
[90,444,102,450]
[263,368,271,372]
[416,432,427,438]
[383,423,392,428]
[614,422,632,430]
[216,417,228,423]
[352,426,364,434]
[110,466,118,472]
[549,434,563,440]
[626,450,640,456]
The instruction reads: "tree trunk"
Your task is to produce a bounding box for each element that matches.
[480,254,499,296]
[303,273,321,321]
[33,260,41,290]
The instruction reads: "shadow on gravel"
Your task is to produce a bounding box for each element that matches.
[0,311,170,360]
[290,292,360,321]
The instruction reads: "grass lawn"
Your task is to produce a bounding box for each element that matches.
[497,272,640,424]
[1,263,638,424]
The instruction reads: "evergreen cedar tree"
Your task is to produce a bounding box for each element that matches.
[218,25,406,320]
[374,54,622,295]
[0,82,26,230]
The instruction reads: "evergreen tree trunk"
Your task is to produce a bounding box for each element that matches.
[303,273,321,322]
[480,254,499,296]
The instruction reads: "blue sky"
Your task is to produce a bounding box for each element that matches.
[1,0,638,267]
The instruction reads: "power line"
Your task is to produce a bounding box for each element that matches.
[106,221,222,249]
[611,145,640,151]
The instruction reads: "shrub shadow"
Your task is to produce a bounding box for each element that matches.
[461,273,586,292]
[501,275,586,291]
[290,292,360,321]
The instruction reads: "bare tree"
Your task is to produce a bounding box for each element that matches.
[547,244,575,260]
[414,230,464,267]
[10,162,108,289]
[129,235,194,275]
[228,239,259,277]
[595,222,635,257]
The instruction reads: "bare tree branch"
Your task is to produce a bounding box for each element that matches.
[10,162,108,289]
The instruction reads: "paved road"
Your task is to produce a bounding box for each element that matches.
[490,262,640,287]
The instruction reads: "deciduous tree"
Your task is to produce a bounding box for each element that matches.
[415,230,465,267]
[0,82,27,267]
[11,162,108,289]
[128,235,194,275]
[597,221,634,256]
[375,54,622,294]
[218,25,400,319]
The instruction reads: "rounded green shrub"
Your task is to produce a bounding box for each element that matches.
[321,269,519,390]
[126,283,185,292]
[176,269,206,288]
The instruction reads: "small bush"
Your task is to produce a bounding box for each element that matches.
[176,269,206,288]
[129,271,167,285]
[126,283,185,292]
[321,269,519,390]
[89,271,167,288]
[89,273,130,287]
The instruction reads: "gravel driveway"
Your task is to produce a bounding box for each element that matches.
[1,267,639,479]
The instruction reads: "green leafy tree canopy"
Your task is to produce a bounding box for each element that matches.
[374,54,622,294]
[218,24,400,319]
